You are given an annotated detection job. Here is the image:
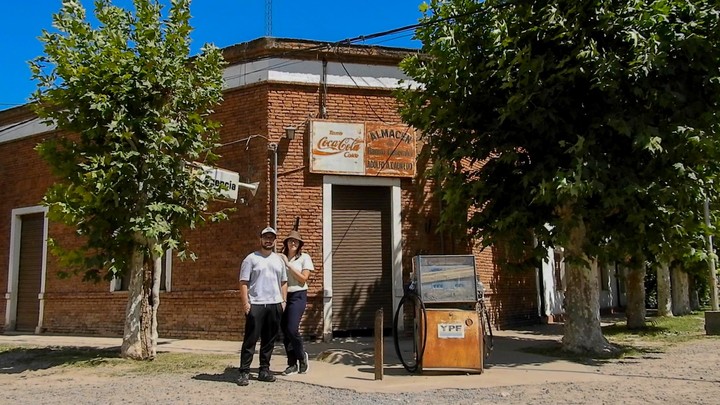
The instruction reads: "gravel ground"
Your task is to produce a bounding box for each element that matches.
[2,338,720,404]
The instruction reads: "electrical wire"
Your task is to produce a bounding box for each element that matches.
[363,32,416,47]
[336,58,389,123]
[3,7,494,143]
[224,6,492,84]
[3,6,488,119]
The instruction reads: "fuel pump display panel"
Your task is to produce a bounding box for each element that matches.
[414,255,478,304]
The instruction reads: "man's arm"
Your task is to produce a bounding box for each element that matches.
[239,281,250,314]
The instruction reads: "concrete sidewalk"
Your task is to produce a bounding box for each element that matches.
[0,323,620,393]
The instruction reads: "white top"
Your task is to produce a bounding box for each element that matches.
[239,251,287,304]
[287,252,314,293]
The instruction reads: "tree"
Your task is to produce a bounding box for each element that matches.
[30,0,227,359]
[398,0,720,353]
[656,262,672,317]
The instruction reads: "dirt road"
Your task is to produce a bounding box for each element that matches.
[1,337,719,404]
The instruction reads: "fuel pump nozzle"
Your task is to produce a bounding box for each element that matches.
[476,277,494,355]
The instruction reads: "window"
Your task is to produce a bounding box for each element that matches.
[111,250,172,292]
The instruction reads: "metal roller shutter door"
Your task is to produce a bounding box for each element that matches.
[331,185,392,332]
[16,213,44,332]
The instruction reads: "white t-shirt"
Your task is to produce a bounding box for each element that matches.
[239,251,287,304]
[287,252,314,293]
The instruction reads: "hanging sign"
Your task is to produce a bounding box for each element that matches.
[365,122,416,177]
[309,120,416,177]
[188,162,250,203]
[310,121,365,175]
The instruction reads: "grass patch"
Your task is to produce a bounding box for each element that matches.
[121,352,235,374]
[0,344,235,375]
[603,312,706,345]
[0,345,120,368]
[520,312,708,363]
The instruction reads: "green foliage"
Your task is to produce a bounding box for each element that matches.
[29,0,228,281]
[398,0,720,267]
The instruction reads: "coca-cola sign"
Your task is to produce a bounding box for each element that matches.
[310,121,365,175]
[310,120,416,177]
[314,135,363,156]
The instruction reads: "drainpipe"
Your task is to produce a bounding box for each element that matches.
[320,58,328,118]
[269,143,278,230]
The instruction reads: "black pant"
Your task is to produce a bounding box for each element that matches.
[281,290,308,366]
[240,303,282,372]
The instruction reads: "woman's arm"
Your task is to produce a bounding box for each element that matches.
[287,259,310,284]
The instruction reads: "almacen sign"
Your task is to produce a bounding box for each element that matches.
[309,120,416,177]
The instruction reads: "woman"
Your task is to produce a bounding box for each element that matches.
[279,230,314,375]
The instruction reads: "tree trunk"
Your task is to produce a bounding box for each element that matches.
[560,219,613,354]
[121,242,156,360]
[688,276,699,311]
[656,262,672,317]
[671,264,691,316]
[150,245,162,359]
[625,262,646,329]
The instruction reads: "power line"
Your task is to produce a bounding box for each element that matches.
[363,32,416,46]
[4,8,482,109]
[336,57,389,123]
[229,7,489,82]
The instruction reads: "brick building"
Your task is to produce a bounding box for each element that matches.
[0,38,539,341]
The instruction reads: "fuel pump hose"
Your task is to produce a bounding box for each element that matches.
[392,290,427,373]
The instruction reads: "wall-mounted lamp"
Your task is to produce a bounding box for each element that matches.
[284,126,297,141]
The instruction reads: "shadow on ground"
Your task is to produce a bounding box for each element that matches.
[192,366,238,384]
[0,346,120,374]
[303,330,575,372]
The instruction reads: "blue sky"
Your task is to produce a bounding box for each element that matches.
[0,0,424,111]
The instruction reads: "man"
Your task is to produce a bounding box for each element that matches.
[238,226,287,386]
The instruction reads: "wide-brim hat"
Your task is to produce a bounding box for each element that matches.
[283,230,304,248]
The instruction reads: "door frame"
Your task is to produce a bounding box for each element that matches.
[5,206,48,333]
[321,175,402,340]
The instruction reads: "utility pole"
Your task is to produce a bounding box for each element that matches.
[704,198,719,310]
[265,0,272,37]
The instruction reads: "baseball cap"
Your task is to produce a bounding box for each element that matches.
[260,226,277,237]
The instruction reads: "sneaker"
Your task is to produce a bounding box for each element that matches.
[299,351,310,374]
[257,369,277,382]
[237,371,250,386]
[283,364,299,375]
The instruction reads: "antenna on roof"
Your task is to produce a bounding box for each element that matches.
[265,0,272,37]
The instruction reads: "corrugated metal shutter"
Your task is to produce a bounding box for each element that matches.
[16,213,44,332]
[331,185,392,331]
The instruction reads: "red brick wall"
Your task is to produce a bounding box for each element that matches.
[0,130,53,332]
[0,79,539,339]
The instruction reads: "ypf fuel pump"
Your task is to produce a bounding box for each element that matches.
[393,255,491,373]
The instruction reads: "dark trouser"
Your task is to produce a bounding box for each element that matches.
[240,303,282,372]
[281,290,308,366]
